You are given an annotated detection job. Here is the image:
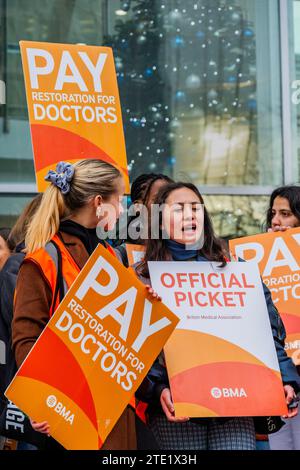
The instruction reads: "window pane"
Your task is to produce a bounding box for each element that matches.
[106,0,283,186]
[0,0,283,188]
[0,0,105,184]
[0,195,35,227]
[204,195,268,238]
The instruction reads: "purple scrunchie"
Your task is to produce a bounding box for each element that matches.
[44,161,75,195]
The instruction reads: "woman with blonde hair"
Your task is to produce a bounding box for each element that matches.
[12,159,136,450]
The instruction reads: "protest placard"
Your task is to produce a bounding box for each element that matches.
[230,228,300,364]
[148,261,287,417]
[6,245,178,449]
[126,244,145,266]
[19,41,129,192]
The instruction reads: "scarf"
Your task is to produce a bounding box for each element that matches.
[165,239,199,261]
[59,219,104,256]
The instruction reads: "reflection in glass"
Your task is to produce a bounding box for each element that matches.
[204,194,268,239]
[0,0,283,187]
[106,0,283,186]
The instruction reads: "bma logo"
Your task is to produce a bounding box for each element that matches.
[46,395,75,425]
[211,387,247,399]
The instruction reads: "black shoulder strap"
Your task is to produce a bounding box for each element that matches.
[49,240,65,315]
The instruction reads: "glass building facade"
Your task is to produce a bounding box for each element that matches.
[0,0,299,238]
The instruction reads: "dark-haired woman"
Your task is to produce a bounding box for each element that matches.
[115,173,173,266]
[134,182,299,450]
[266,185,300,232]
[130,173,173,209]
[265,185,300,450]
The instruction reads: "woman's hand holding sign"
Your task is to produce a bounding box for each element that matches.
[268,226,291,233]
[282,385,299,419]
[160,388,189,423]
[30,419,50,436]
[145,285,162,302]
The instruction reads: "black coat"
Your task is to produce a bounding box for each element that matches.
[0,249,63,448]
[0,252,25,409]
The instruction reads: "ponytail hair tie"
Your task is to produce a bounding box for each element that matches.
[44,161,75,195]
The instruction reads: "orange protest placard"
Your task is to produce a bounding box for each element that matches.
[19,41,129,192]
[126,244,145,266]
[5,245,179,450]
[229,228,300,365]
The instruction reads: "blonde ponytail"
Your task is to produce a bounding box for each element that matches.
[25,185,66,253]
[25,159,121,254]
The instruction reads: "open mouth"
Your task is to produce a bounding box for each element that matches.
[182,224,197,233]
